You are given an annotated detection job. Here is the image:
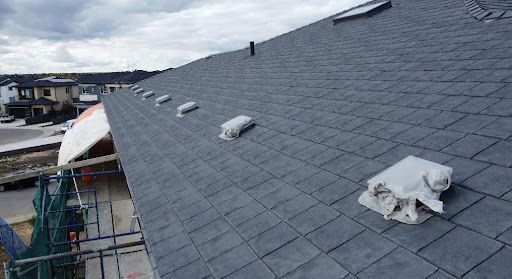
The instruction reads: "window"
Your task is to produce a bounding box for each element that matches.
[66,87,71,94]
[21,88,34,99]
[109,87,116,93]
[43,89,51,96]
[9,96,15,103]
[8,86,13,91]
[100,86,107,94]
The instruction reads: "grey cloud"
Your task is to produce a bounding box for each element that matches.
[52,46,75,63]
[0,0,13,25]
[0,0,207,40]
[0,0,365,73]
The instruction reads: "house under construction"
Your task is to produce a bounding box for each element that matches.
[2,105,153,279]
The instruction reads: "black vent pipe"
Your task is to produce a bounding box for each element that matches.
[250,41,255,56]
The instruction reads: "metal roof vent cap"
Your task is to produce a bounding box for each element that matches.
[131,85,140,90]
[127,84,135,89]
[176,102,198,117]
[155,95,171,106]
[219,115,253,141]
[133,88,144,95]
[358,156,452,224]
[142,91,154,100]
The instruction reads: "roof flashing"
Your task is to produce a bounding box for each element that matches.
[333,1,392,24]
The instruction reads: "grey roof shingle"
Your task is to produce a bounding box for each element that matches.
[103,0,512,277]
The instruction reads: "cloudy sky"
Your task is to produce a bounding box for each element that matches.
[0,0,366,74]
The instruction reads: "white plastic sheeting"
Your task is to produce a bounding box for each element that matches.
[219,115,253,140]
[57,105,110,166]
[358,156,452,224]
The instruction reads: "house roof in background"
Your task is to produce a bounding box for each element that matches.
[0,74,45,86]
[103,0,512,278]
[15,79,77,88]
[76,70,163,84]
[6,97,59,106]
[0,70,163,88]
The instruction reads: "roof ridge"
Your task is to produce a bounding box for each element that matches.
[464,0,512,21]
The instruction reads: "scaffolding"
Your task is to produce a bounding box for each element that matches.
[5,168,144,279]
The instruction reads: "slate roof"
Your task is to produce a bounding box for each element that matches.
[76,70,163,84]
[465,0,512,20]
[102,0,512,278]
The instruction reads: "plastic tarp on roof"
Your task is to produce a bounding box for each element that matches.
[58,103,110,166]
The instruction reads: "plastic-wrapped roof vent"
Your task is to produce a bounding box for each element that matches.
[142,91,154,100]
[155,95,171,106]
[176,102,198,117]
[131,85,140,90]
[333,1,392,24]
[358,156,452,224]
[219,115,253,141]
[133,88,144,95]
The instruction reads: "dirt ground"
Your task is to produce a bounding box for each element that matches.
[0,221,34,278]
[0,149,58,178]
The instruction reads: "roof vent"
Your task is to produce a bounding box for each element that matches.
[142,91,154,100]
[155,95,171,106]
[250,41,255,56]
[333,1,391,24]
[358,156,452,224]
[219,115,253,141]
[176,102,198,117]
[127,84,135,89]
[133,88,144,95]
[131,85,140,90]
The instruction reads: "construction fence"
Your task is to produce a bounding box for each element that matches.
[6,172,74,279]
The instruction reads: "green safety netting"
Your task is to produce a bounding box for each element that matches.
[7,172,77,279]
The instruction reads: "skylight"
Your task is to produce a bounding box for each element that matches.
[333,1,392,24]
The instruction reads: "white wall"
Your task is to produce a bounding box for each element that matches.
[0,82,18,114]
[79,94,99,101]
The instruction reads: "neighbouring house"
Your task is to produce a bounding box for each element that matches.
[0,77,18,114]
[73,70,162,114]
[6,76,79,118]
[102,0,512,278]
[0,74,41,114]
